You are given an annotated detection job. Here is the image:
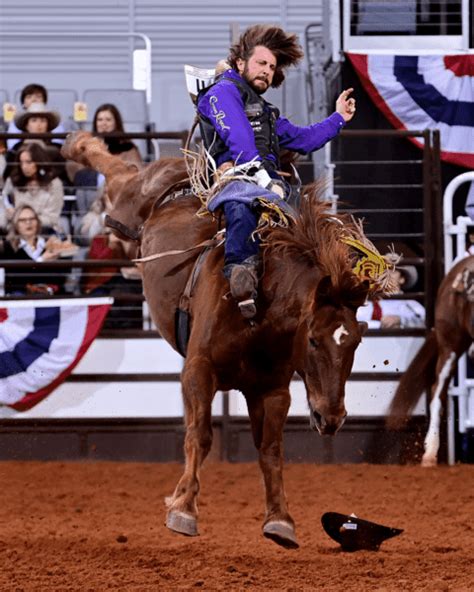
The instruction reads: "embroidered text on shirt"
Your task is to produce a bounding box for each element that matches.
[210,96,230,131]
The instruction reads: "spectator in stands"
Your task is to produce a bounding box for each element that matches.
[1,143,64,235]
[0,205,72,295]
[4,102,69,185]
[357,265,425,329]
[78,185,108,243]
[80,226,143,328]
[70,103,143,237]
[6,83,65,151]
[0,139,6,192]
[70,102,142,184]
[93,103,142,166]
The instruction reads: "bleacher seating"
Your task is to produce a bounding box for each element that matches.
[0,89,10,105]
[82,88,148,127]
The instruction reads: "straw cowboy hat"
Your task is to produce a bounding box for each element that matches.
[14,102,60,131]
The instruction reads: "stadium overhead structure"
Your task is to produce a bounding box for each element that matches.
[0,31,152,120]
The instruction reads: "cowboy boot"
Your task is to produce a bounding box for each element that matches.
[227,255,260,319]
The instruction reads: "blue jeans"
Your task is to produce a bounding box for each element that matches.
[223,200,259,265]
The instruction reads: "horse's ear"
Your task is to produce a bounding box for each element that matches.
[315,275,333,306]
[346,279,370,310]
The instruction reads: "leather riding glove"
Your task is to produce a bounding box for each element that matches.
[253,166,286,199]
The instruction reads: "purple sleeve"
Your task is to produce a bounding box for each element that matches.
[197,81,261,164]
[276,112,346,154]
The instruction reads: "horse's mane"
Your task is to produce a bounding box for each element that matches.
[261,183,373,305]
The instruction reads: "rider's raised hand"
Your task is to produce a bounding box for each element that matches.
[336,88,356,122]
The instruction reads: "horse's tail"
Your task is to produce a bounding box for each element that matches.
[386,330,438,430]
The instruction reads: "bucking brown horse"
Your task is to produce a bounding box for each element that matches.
[63,132,378,549]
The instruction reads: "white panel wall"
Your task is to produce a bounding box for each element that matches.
[1,334,425,419]
[228,380,426,418]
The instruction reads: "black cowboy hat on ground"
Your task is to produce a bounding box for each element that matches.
[321,512,403,551]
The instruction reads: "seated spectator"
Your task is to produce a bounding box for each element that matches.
[70,102,142,186]
[357,265,425,329]
[6,83,65,151]
[94,103,143,165]
[4,103,68,185]
[1,143,65,235]
[78,185,107,243]
[69,103,143,231]
[0,139,6,193]
[80,227,142,328]
[0,205,77,295]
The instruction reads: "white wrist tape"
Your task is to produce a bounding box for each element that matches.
[253,167,273,190]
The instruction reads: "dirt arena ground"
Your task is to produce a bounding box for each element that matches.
[0,461,473,591]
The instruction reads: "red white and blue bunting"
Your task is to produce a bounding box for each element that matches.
[347,53,474,169]
[0,298,112,410]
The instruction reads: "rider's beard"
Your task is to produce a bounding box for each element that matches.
[242,65,269,95]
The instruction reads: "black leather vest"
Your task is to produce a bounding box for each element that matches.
[198,74,281,173]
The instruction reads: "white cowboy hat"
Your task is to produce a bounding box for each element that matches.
[398,265,418,290]
[14,102,60,132]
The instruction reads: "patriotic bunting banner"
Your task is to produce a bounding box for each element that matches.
[0,297,112,410]
[347,53,474,169]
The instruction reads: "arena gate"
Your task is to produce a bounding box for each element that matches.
[443,171,474,464]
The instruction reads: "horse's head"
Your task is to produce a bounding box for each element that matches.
[261,186,390,435]
[297,273,369,435]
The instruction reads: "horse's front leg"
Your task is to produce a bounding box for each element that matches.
[422,350,457,467]
[166,356,216,536]
[246,387,298,549]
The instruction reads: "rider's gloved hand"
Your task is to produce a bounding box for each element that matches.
[268,180,286,199]
[253,166,286,199]
[253,166,273,190]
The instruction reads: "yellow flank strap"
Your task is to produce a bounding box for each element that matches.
[342,237,388,283]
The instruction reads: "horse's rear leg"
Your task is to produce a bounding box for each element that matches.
[166,357,216,536]
[422,350,457,467]
[246,388,298,549]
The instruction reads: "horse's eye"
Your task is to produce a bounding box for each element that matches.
[309,337,319,348]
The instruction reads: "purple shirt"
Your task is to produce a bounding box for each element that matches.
[197,69,346,166]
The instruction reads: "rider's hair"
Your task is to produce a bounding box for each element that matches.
[228,25,304,88]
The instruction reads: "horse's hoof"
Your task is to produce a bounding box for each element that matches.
[263,520,299,549]
[421,457,437,468]
[166,510,199,536]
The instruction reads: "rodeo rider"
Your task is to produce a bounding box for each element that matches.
[196,24,356,319]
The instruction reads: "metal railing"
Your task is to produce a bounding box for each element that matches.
[332,128,442,328]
